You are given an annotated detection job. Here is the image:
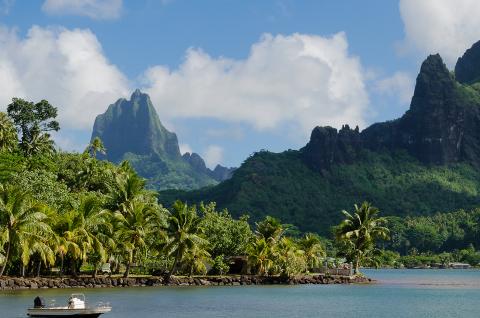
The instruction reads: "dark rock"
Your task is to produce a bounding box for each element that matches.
[92,90,181,162]
[455,40,480,84]
[302,125,361,171]
[304,53,480,169]
[90,90,233,191]
[210,165,236,182]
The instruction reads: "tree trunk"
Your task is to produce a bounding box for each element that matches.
[0,241,11,276]
[124,250,134,278]
[71,261,77,277]
[169,249,182,279]
[21,265,25,277]
[60,255,64,277]
[123,261,131,278]
[189,264,193,277]
[354,257,360,275]
[36,261,41,278]
[115,261,120,274]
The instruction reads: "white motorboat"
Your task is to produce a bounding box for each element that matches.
[27,293,111,317]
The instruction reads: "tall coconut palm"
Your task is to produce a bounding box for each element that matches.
[107,161,146,211]
[298,233,325,271]
[22,126,55,157]
[84,137,106,158]
[0,112,18,152]
[25,236,56,277]
[255,216,285,244]
[165,201,209,278]
[56,195,113,276]
[184,243,211,276]
[0,184,53,276]
[247,237,273,276]
[335,202,389,274]
[113,199,166,278]
[274,237,306,278]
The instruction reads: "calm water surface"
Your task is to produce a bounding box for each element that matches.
[1,269,479,317]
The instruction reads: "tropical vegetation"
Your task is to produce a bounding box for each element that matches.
[1,97,480,281]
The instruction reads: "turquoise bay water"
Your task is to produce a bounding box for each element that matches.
[1,269,480,317]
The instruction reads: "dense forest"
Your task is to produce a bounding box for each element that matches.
[0,97,383,278]
[161,149,480,235]
[0,96,479,280]
[162,47,480,241]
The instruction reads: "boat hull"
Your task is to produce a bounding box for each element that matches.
[27,307,111,318]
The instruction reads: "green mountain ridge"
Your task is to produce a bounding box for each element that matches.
[91,89,235,190]
[160,41,480,234]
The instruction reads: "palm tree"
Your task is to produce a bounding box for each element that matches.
[0,112,18,152]
[255,216,285,244]
[84,137,106,158]
[184,244,211,276]
[113,199,166,278]
[247,237,273,276]
[107,161,146,211]
[22,126,55,157]
[274,237,306,278]
[298,233,325,271]
[25,236,56,277]
[335,202,389,274]
[165,201,209,278]
[0,184,53,276]
[56,195,113,276]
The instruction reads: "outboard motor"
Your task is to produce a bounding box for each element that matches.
[34,296,45,308]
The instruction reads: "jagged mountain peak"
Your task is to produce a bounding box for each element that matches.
[455,40,480,84]
[303,46,480,170]
[92,90,180,162]
[90,90,236,190]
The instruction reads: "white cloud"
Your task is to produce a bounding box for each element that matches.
[374,71,414,104]
[0,28,372,154]
[42,0,123,20]
[179,143,192,155]
[399,0,480,66]
[203,145,223,169]
[0,25,129,130]
[142,32,369,137]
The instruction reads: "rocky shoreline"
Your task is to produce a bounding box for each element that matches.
[0,274,371,290]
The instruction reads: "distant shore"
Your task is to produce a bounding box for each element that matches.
[0,274,371,290]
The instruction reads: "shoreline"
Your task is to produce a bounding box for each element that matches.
[0,274,371,290]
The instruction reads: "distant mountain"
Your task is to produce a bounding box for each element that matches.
[161,41,480,234]
[91,89,234,190]
[182,152,236,181]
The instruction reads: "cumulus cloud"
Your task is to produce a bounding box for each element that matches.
[142,32,369,136]
[203,145,224,169]
[42,0,123,20]
[0,27,372,159]
[399,0,480,66]
[374,71,414,104]
[0,25,129,130]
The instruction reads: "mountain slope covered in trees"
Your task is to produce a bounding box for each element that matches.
[161,41,480,235]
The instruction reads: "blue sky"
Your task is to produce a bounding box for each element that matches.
[1,0,479,167]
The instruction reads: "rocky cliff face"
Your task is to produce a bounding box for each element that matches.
[164,41,480,234]
[302,125,362,171]
[92,89,181,162]
[455,40,480,84]
[303,48,480,171]
[183,152,236,182]
[91,90,234,189]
